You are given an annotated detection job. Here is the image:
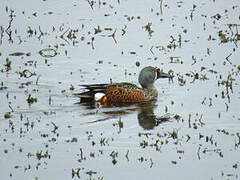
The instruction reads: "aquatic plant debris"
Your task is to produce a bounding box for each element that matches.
[39,48,57,58]
[0,0,240,180]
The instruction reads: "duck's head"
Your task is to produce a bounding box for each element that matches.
[138,66,173,88]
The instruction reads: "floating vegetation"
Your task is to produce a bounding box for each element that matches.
[4,112,11,119]
[168,56,182,64]
[218,24,240,46]
[135,61,140,67]
[9,52,30,56]
[36,150,51,160]
[0,0,240,180]
[0,82,8,90]
[143,22,154,37]
[4,57,11,71]
[19,69,36,78]
[39,48,57,58]
[26,94,37,105]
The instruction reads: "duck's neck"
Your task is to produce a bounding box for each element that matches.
[142,84,158,97]
[142,84,155,89]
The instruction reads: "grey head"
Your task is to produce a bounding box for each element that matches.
[138,66,173,89]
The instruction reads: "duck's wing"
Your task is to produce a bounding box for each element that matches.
[73,83,109,102]
[80,83,110,92]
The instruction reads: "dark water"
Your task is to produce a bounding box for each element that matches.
[0,0,240,179]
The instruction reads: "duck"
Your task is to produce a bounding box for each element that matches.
[74,66,173,104]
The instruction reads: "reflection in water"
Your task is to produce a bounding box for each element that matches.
[137,101,170,130]
[77,100,171,130]
[137,102,157,130]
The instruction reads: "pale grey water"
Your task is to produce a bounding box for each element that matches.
[0,0,240,179]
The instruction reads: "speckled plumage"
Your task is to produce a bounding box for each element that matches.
[104,87,145,102]
[74,66,173,104]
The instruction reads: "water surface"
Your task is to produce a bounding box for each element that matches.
[0,0,240,179]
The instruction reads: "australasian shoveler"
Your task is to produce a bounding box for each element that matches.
[74,66,174,104]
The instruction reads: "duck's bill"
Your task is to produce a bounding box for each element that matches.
[157,71,174,79]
